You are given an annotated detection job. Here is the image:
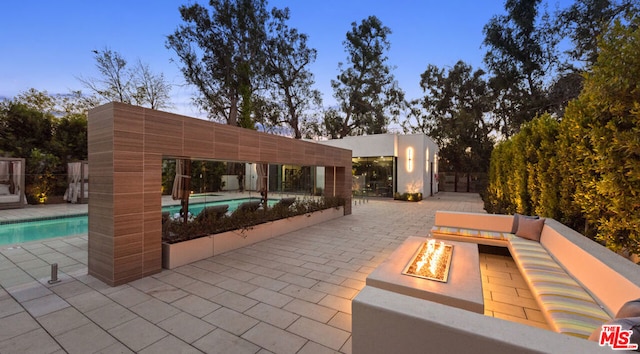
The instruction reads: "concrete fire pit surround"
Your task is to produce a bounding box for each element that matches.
[366,237,483,314]
[87,102,352,286]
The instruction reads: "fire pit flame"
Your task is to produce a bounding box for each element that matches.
[402,239,453,282]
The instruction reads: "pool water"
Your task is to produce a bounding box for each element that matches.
[0,198,276,246]
[163,198,276,217]
[0,215,88,246]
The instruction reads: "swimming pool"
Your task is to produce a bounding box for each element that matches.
[0,198,275,246]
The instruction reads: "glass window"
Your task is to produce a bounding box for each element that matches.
[352,156,395,197]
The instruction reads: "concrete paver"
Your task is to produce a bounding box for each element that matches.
[203,307,259,336]
[158,311,216,343]
[244,302,300,329]
[242,322,307,354]
[283,298,337,323]
[108,317,168,352]
[288,317,350,351]
[0,192,490,353]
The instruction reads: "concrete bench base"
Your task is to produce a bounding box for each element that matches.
[352,286,610,354]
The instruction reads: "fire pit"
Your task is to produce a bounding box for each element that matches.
[402,239,453,282]
[365,237,483,313]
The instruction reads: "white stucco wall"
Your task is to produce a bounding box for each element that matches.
[397,134,424,195]
[318,134,397,157]
[317,134,439,197]
[426,136,439,195]
[395,134,438,196]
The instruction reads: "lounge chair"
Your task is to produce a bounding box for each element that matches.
[275,197,296,208]
[196,204,229,221]
[237,200,261,212]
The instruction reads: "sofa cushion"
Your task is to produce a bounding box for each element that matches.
[507,236,566,273]
[588,316,640,348]
[544,299,612,339]
[533,282,600,302]
[507,234,612,339]
[617,299,640,319]
[511,213,540,233]
[524,269,582,286]
[515,217,546,241]
[430,226,509,240]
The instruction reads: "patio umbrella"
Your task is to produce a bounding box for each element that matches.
[172,159,191,223]
[257,163,268,206]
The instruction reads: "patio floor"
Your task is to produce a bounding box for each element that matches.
[0,192,547,353]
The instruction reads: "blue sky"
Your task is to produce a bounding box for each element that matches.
[0,1,570,117]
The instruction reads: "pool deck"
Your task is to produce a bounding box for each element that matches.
[0,192,548,353]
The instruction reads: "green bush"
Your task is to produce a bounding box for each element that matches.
[393,192,423,202]
[484,18,640,255]
[163,196,346,243]
[485,114,561,217]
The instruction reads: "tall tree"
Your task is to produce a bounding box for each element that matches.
[167,0,269,127]
[80,49,130,103]
[4,89,92,166]
[52,113,87,160]
[405,61,495,175]
[557,0,640,69]
[483,0,558,137]
[262,7,321,139]
[0,102,53,158]
[78,48,172,110]
[13,88,56,114]
[131,60,173,110]
[545,71,584,118]
[12,88,99,117]
[327,15,405,138]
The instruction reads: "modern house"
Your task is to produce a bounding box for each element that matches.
[318,134,439,197]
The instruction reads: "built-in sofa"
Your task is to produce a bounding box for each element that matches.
[353,211,640,353]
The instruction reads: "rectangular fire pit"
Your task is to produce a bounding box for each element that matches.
[402,239,454,282]
[366,237,483,313]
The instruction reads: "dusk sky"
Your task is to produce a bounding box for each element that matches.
[0,1,572,117]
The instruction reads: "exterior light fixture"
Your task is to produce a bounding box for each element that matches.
[426,148,429,172]
[406,147,414,172]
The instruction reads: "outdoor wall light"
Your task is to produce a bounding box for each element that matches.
[426,148,429,173]
[406,147,414,172]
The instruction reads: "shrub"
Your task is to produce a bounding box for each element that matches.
[394,192,423,202]
[483,18,640,256]
[163,196,346,244]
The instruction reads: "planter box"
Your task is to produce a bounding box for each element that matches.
[162,235,213,269]
[162,207,343,269]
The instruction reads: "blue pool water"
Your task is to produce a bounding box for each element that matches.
[0,198,275,246]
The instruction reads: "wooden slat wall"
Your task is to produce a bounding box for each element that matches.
[88,102,352,286]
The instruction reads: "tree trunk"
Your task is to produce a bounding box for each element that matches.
[229,96,238,126]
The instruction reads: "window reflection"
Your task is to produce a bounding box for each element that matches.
[352,156,394,197]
